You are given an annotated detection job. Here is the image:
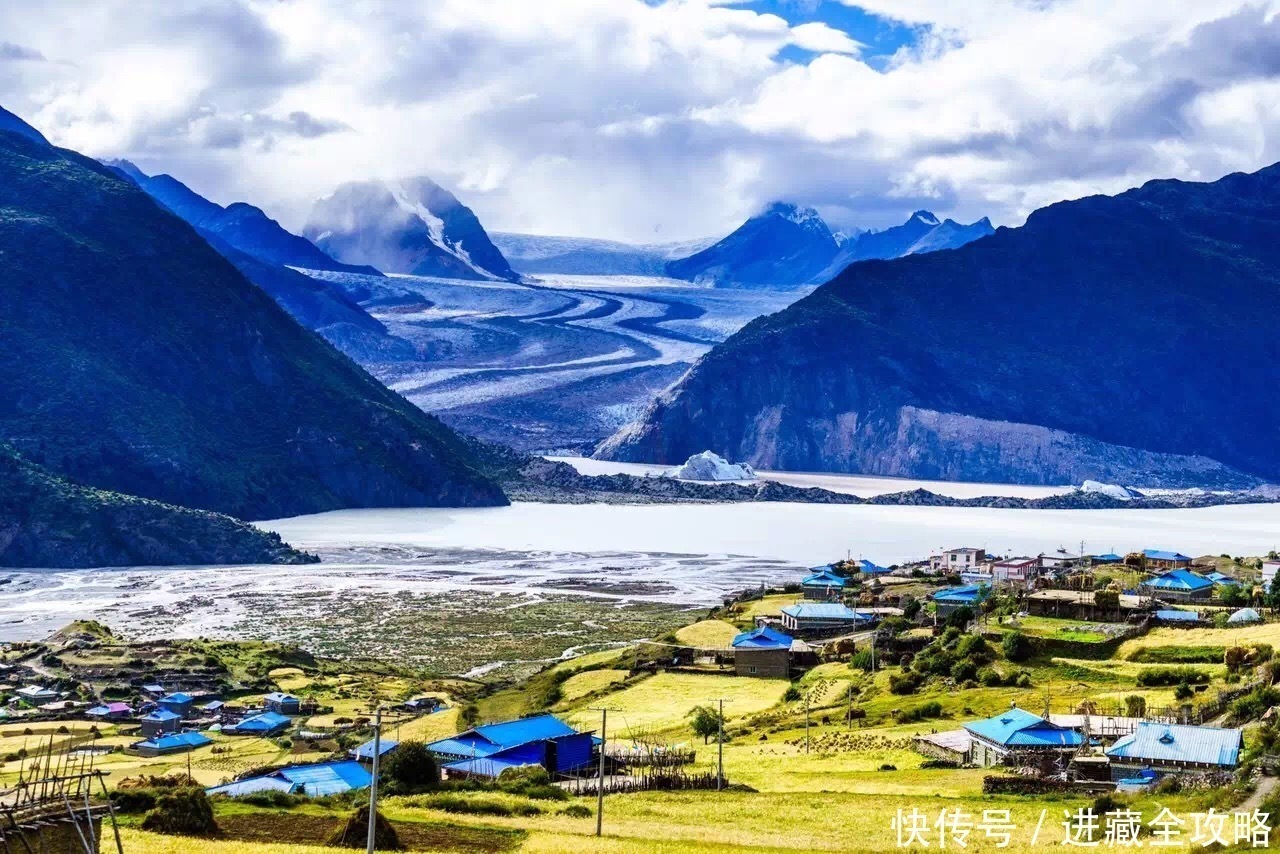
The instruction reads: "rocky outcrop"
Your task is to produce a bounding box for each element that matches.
[600,162,1280,488]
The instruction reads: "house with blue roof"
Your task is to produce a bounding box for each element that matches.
[1092,553,1124,564]
[731,626,793,678]
[1140,569,1215,603]
[1106,722,1241,781]
[801,567,847,601]
[226,710,292,736]
[1204,571,1237,587]
[426,713,595,780]
[158,692,193,717]
[207,760,372,798]
[932,584,990,618]
[779,602,873,636]
[139,708,182,739]
[132,731,212,757]
[857,559,891,576]
[86,701,131,720]
[1142,549,1192,570]
[963,707,1083,767]
[263,692,301,715]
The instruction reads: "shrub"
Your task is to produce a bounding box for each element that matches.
[418,794,542,817]
[561,804,593,818]
[1174,682,1194,701]
[950,660,978,683]
[238,790,306,809]
[457,703,480,729]
[878,763,897,771]
[110,788,159,814]
[782,685,802,702]
[1002,632,1033,663]
[1136,666,1210,687]
[496,766,569,801]
[850,650,874,673]
[140,789,218,836]
[1129,647,1223,664]
[1124,695,1147,717]
[1014,672,1034,688]
[955,635,992,664]
[889,672,921,695]
[894,701,944,724]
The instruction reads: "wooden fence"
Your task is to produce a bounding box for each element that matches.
[560,772,725,797]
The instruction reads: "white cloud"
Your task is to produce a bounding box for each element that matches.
[2,0,1279,241]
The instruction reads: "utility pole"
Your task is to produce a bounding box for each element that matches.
[846,683,853,731]
[367,706,382,854]
[716,699,724,791]
[592,707,610,838]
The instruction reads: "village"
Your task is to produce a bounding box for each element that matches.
[3,543,1280,852]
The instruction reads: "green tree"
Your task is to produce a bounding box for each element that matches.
[1124,695,1147,717]
[687,704,724,744]
[379,741,439,794]
[1001,631,1033,663]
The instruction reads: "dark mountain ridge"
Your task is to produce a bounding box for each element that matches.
[0,119,506,520]
[599,164,1280,487]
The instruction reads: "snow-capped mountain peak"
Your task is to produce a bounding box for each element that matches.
[304,177,519,282]
[912,210,941,226]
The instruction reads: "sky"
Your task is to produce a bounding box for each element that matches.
[3,0,1280,242]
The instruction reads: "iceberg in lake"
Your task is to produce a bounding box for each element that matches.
[666,450,758,482]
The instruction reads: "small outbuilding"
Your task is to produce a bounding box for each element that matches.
[86,701,132,720]
[731,627,793,678]
[139,709,182,739]
[427,713,596,780]
[158,692,193,717]
[263,692,302,715]
[350,738,399,762]
[226,711,292,736]
[800,567,847,601]
[963,708,1082,768]
[1227,608,1262,625]
[1142,549,1193,570]
[132,731,212,757]
[932,584,989,618]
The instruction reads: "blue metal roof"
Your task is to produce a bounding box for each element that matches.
[1092,553,1124,562]
[135,732,212,751]
[232,711,291,733]
[858,559,890,574]
[1143,549,1191,562]
[161,692,192,703]
[206,760,372,799]
[964,708,1083,748]
[731,626,793,649]
[428,713,581,758]
[141,709,181,722]
[1142,569,1213,591]
[351,738,399,760]
[207,776,298,798]
[1155,610,1200,622]
[801,568,846,587]
[278,761,371,796]
[933,584,988,602]
[780,603,870,621]
[1106,722,1241,767]
[264,692,299,703]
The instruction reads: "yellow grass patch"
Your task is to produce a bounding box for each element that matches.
[1117,622,1280,658]
[674,620,739,648]
[558,670,629,704]
[565,673,788,738]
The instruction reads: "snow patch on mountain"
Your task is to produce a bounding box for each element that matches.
[1080,480,1144,501]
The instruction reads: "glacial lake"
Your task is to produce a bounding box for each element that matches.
[3,499,1278,675]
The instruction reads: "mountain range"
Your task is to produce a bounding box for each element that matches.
[598,163,1280,488]
[0,108,505,554]
[305,178,520,282]
[666,205,993,287]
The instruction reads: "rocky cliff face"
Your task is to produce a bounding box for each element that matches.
[0,117,506,520]
[598,164,1280,488]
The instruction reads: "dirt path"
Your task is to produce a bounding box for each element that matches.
[1240,773,1278,813]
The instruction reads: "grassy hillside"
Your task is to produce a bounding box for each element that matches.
[0,443,313,567]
